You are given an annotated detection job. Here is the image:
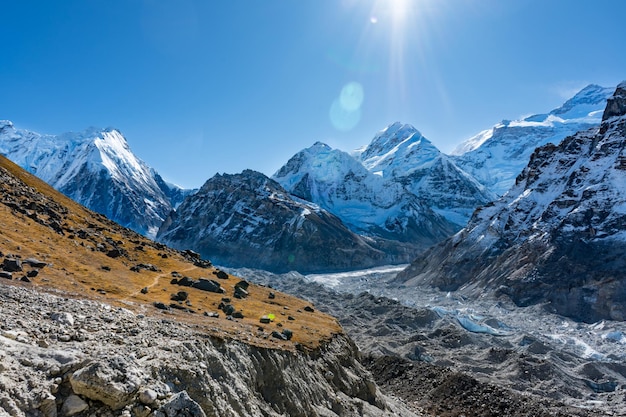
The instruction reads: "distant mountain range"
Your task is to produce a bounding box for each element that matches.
[397,82,626,323]
[0,83,615,274]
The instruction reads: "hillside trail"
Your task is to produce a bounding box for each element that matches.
[126,266,197,298]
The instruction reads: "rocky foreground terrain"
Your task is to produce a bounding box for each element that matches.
[0,283,417,417]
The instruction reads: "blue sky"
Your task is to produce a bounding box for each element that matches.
[2,0,626,188]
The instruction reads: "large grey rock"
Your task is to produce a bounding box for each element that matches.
[50,312,74,326]
[154,391,206,417]
[69,356,144,410]
[61,394,88,416]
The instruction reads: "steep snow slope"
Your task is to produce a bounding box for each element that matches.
[452,84,613,195]
[396,82,626,323]
[157,169,415,273]
[273,142,457,246]
[354,122,495,226]
[0,121,190,237]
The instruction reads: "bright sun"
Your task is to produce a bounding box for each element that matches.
[370,0,414,26]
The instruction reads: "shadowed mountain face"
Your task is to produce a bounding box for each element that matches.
[396,82,626,323]
[157,170,417,274]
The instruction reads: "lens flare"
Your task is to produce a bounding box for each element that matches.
[330,82,364,132]
[340,82,365,111]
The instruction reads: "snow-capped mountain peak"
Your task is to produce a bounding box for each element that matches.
[550,84,614,119]
[0,122,191,237]
[273,141,457,248]
[451,84,614,196]
[355,122,438,177]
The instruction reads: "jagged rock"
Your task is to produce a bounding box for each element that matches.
[26,270,38,278]
[38,392,57,417]
[602,82,626,120]
[154,391,206,417]
[140,287,148,294]
[69,356,145,410]
[61,394,88,416]
[0,272,11,279]
[2,258,22,272]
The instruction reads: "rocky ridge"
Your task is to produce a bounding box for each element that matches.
[396,82,626,323]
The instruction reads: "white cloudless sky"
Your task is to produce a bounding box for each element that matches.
[1,0,625,188]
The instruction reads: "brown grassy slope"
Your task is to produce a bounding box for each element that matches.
[0,154,341,350]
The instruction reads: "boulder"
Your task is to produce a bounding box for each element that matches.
[192,279,224,294]
[138,388,158,405]
[234,286,248,299]
[213,270,229,279]
[50,312,74,326]
[2,258,22,272]
[23,258,47,268]
[154,391,206,417]
[69,357,145,410]
[61,394,88,416]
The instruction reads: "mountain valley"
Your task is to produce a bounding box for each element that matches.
[2,82,626,417]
